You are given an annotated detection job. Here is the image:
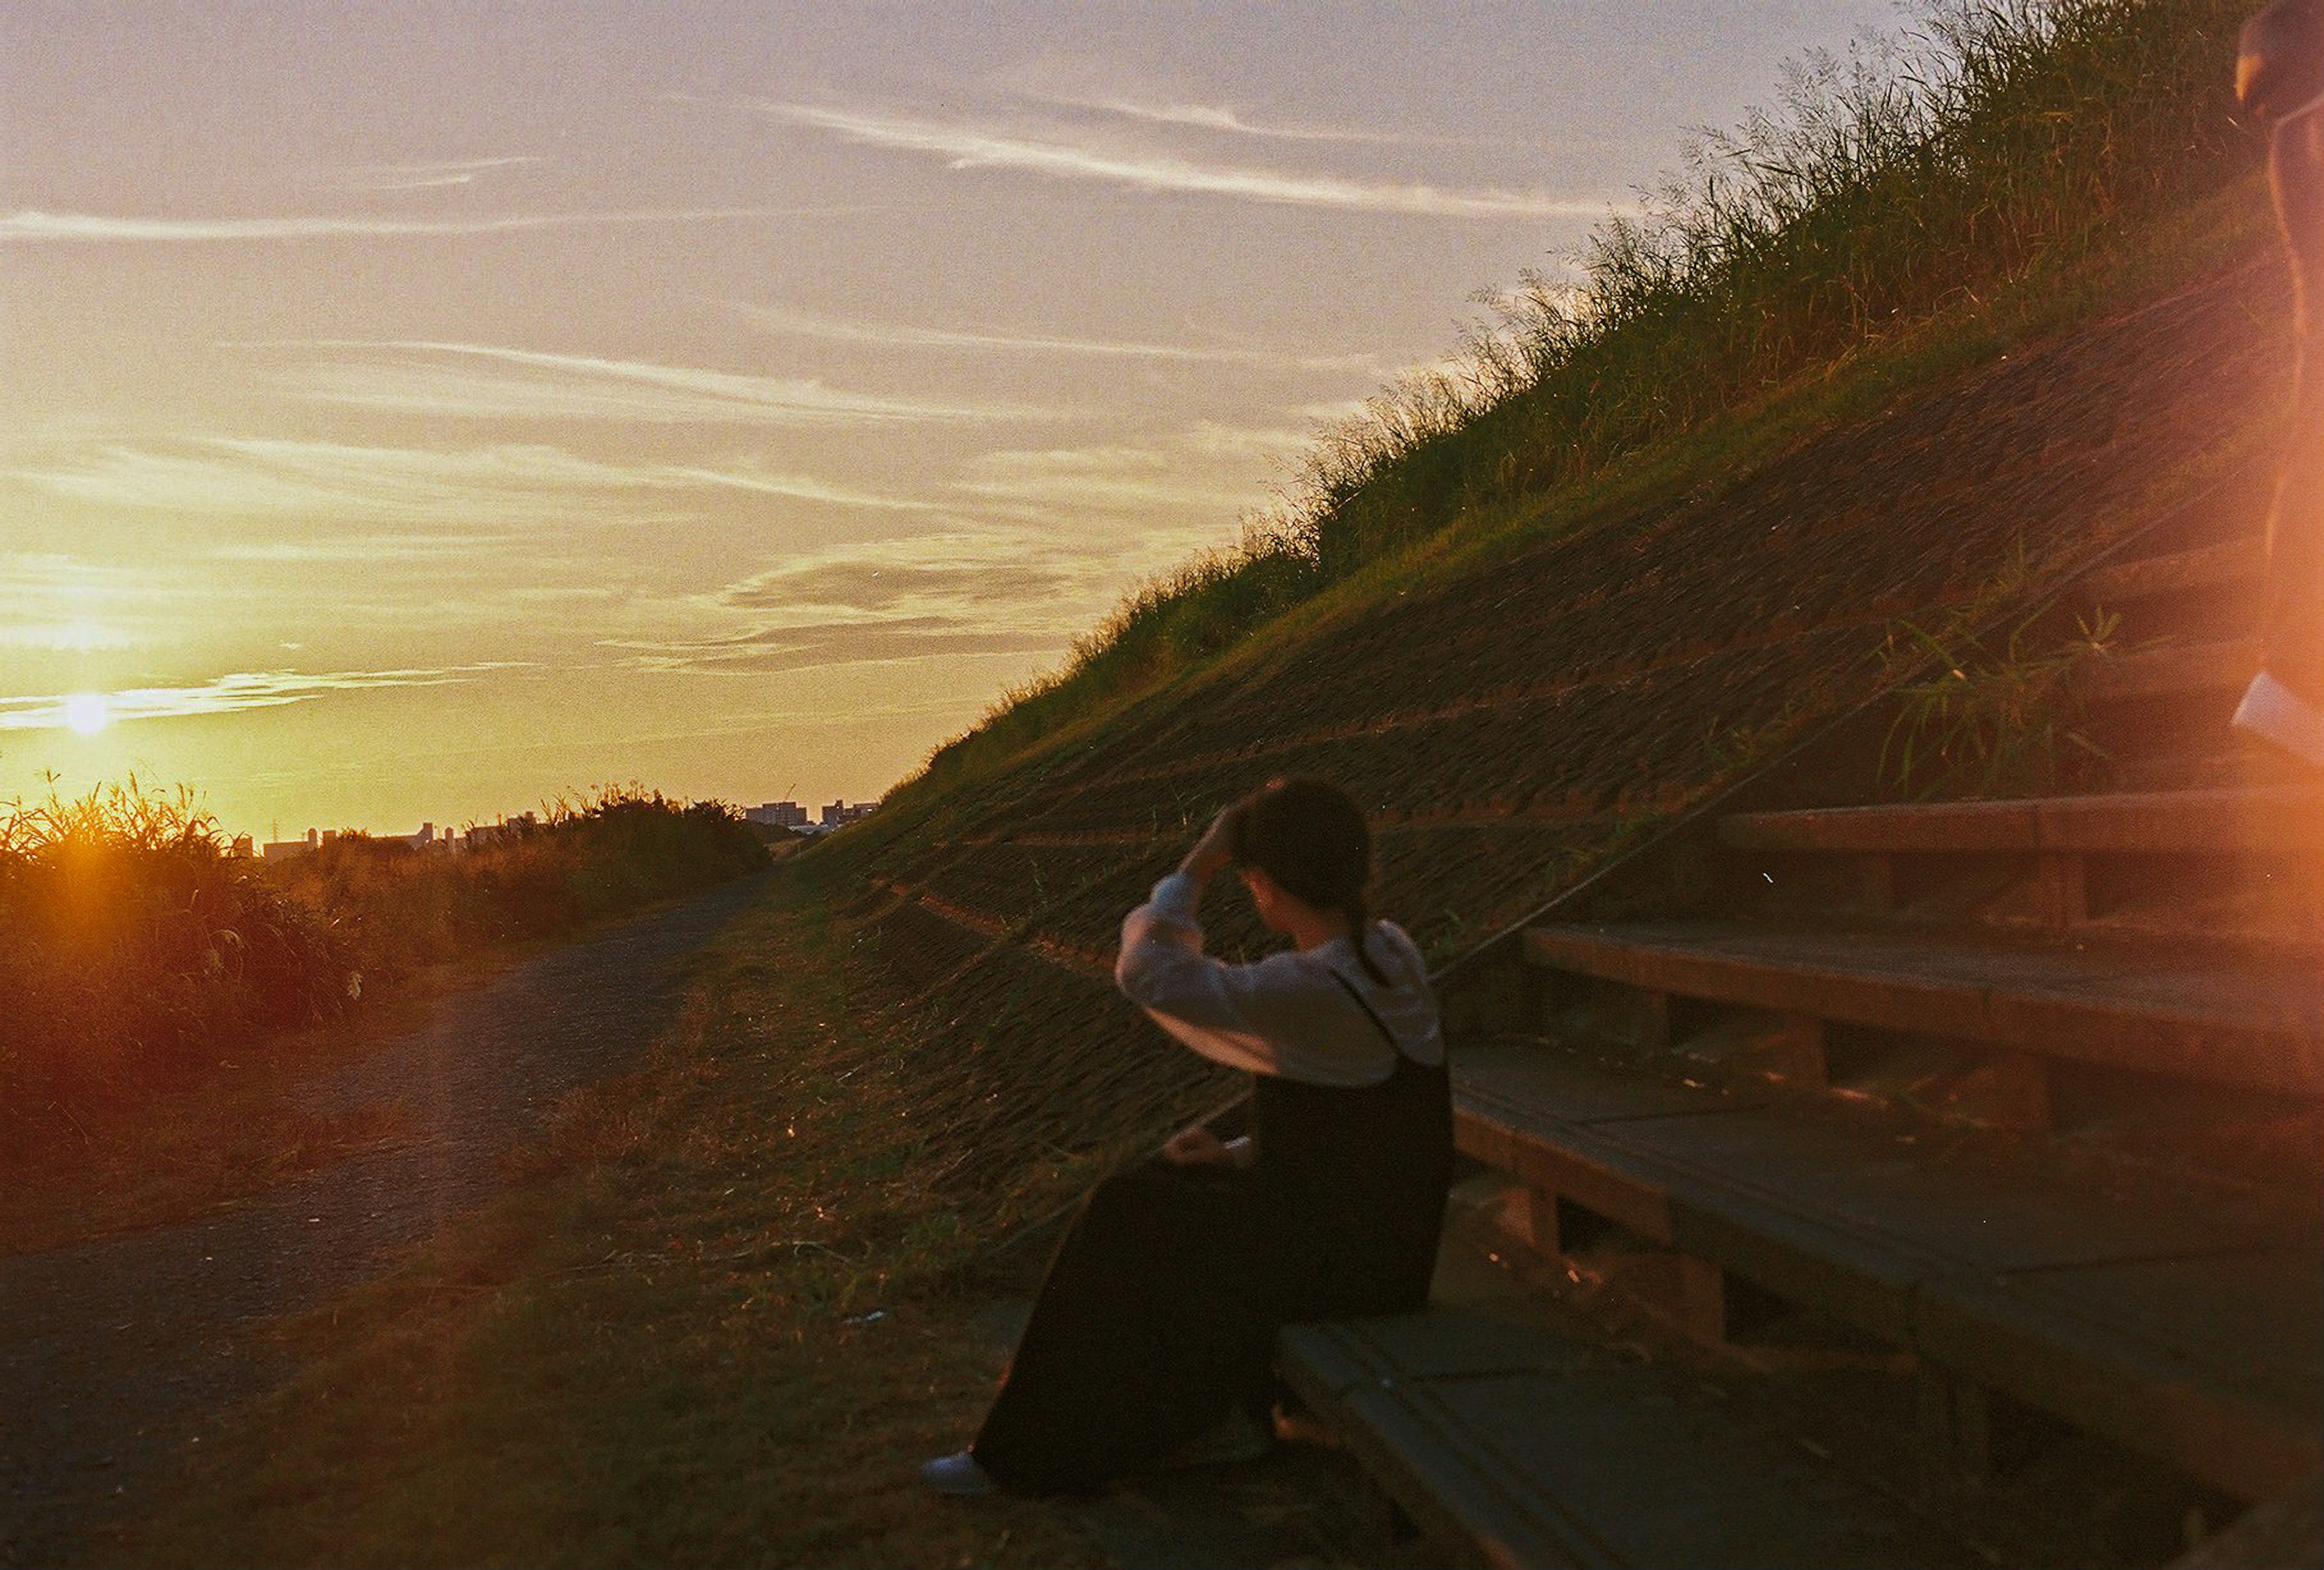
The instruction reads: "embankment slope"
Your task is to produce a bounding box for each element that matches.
[812,237,2293,1226]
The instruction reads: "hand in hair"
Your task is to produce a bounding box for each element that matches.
[1178,807,1238,883]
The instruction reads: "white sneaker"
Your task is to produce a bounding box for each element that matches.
[918,1450,1000,1496]
[2233,671,2324,767]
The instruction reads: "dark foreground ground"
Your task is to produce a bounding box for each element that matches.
[0,875,768,1568]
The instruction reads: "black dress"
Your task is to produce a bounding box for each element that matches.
[968,1009,1452,1495]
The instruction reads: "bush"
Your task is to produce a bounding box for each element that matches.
[0,784,355,1141]
[0,783,769,1151]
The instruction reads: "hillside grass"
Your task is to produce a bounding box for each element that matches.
[898,0,2268,810]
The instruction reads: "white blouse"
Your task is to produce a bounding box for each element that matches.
[1115,871,1446,1087]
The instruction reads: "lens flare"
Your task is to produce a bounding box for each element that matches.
[64,692,111,735]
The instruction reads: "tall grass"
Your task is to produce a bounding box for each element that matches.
[268,786,769,984]
[0,782,768,1152]
[0,782,351,1141]
[914,0,2258,790]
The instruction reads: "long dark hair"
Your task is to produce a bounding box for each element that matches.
[1226,777,1390,984]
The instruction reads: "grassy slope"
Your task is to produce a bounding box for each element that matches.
[903,188,2279,838]
[115,895,1104,1570]
[791,173,2290,1220]
[117,172,2302,1566]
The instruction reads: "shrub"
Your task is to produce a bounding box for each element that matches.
[0,783,355,1141]
[0,782,769,1151]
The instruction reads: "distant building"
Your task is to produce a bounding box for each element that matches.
[464,822,509,850]
[229,835,255,859]
[819,799,879,829]
[746,800,810,829]
[261,828,320,863]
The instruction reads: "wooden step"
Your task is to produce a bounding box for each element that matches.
[1721,789,2324,857]
[1278,1307,1982,1570]
[1523,921,2323,1097]
[1451,1042,2323,1503]
[2080,538,2267,612]
[2081,637,2263,705]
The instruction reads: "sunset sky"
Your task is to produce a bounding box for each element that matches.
[2,1,1892,840]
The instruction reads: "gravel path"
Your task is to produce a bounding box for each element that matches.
[0,873,769,1568]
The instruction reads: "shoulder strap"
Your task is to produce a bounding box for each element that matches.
[1327,967,1406,1057]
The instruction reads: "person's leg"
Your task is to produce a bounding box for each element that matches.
[967,1159,1273,1494]
[2267,112,2324,709]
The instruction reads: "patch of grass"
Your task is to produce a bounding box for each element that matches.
[266,785,772,988]
[112,890,1104,1570]
[0,780,358,1147]
[1877,606,2120,798]
[881,0,2265,813]
[0,781,769,1160]
[0,942,521,1256]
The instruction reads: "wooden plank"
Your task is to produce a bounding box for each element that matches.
[1722,800,2042,854]
[1521,922,2324,1096]
[1276,1313,1983,1570]
[2081,537,2266,608]
[2028,789,2324,853]
[2081,637,2262,704]
[1449,1042,2324,1497]
[1913,1251,2323,1501]
[1720,789,2324,856]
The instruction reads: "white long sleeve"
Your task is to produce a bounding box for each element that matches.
[1114,871,1445,1086]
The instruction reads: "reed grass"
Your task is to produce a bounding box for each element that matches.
[912,0,2259,793]
[0,782,768,1153]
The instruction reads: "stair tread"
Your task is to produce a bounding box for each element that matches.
[1721,787,2324,855]
[2081,636,2263,702]
[1451,1042,2324,1497]
[1278,1304,1983,1570]
[2081,537,2267,606]
[1523,919,2323,1094]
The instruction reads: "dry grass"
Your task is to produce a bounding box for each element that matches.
[0,781,769,1201]
[111,892,1105,1569]
[906,0,2262,795]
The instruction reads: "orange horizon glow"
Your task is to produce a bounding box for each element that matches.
[2,2,1899,839]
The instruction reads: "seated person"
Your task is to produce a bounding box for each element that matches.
[922,777,1452,1496]
[2234,0,2324,766]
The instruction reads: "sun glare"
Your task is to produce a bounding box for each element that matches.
[64,692,112,736]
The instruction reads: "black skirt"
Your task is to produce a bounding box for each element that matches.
[969,1048,1452,1495]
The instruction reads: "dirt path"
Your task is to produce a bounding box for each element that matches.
[0,873,770,1568]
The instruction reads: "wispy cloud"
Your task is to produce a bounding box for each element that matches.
[617,532,1105,676]
[616,617,1060,676]
[718,537,1091,617]
[0,206,824,243]
[205,533,520,565]
[1047,93,1460,148]
[751,100,1603,219]
[252,340,1054,426]
[13,436,933,533]
[21,438,611,527]
[729,301,1378,375]
[953,444,1267,517]
[338,155,543,192]
[0,664,530,731]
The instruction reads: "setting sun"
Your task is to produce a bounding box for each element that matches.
[64,692,111,736]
